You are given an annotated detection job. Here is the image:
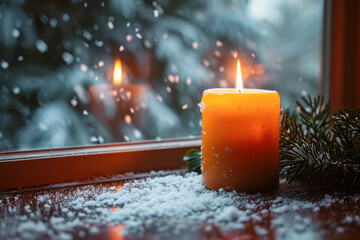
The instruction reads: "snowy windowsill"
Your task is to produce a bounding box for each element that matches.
[1,171,360,239]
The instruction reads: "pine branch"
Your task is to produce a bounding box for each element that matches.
[332,107,360,159]
[295,95,331,141]
[183,149,202,173]
[280,108,304,147]
[280,97,360,188]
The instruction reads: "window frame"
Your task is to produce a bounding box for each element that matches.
[327,0,360,112]
[3,0,358,192]
[0,138,201,191]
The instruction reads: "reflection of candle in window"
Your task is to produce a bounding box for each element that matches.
[200,59,280,193]
[113,59,122,85]
[88,59,148,140]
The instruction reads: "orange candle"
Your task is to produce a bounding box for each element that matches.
[201,60,280,193]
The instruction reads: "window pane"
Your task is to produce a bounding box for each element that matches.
[0,0,323,151]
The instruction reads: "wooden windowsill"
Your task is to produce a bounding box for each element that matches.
[0,138,201,191]
[1,171,360,240]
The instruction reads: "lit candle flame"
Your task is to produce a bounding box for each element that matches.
[236,59,243,91]
[113,59,122,85]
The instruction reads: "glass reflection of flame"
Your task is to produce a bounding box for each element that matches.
[113,59,122,85]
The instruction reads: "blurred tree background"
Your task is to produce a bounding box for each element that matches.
[0,0,323,151]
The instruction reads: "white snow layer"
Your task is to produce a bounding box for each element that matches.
[1,172,360,239]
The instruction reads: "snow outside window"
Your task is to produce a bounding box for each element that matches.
[0,0,323,151]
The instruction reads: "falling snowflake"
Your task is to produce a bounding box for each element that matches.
[82,31,92,41]
[156,95,163,102]
[62,52,74,65]
[35,40,48,53]
[153,10,159,18]
[126,35,132,42]
[95,40,104,47]
[126,91,131,100]
[70,98,78,107]
[203,59,210,67]
[62,13,70,22]
[12,87,20,95]
[124,115,132,124]
[231,51,238,58]
[98,136,104,144]
[214,50,221,57]
[49,18,58,28]
[12,29,20,38]
[186,78,191,85]
[168,75,175,83]
[144,41,151,49]
[134,129,142,139]
[80,64,88,72]
[90,136,104,144]
[90,136,98,143]
[1,60,9,69]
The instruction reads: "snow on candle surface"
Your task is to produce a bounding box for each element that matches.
[201,59,280,193]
